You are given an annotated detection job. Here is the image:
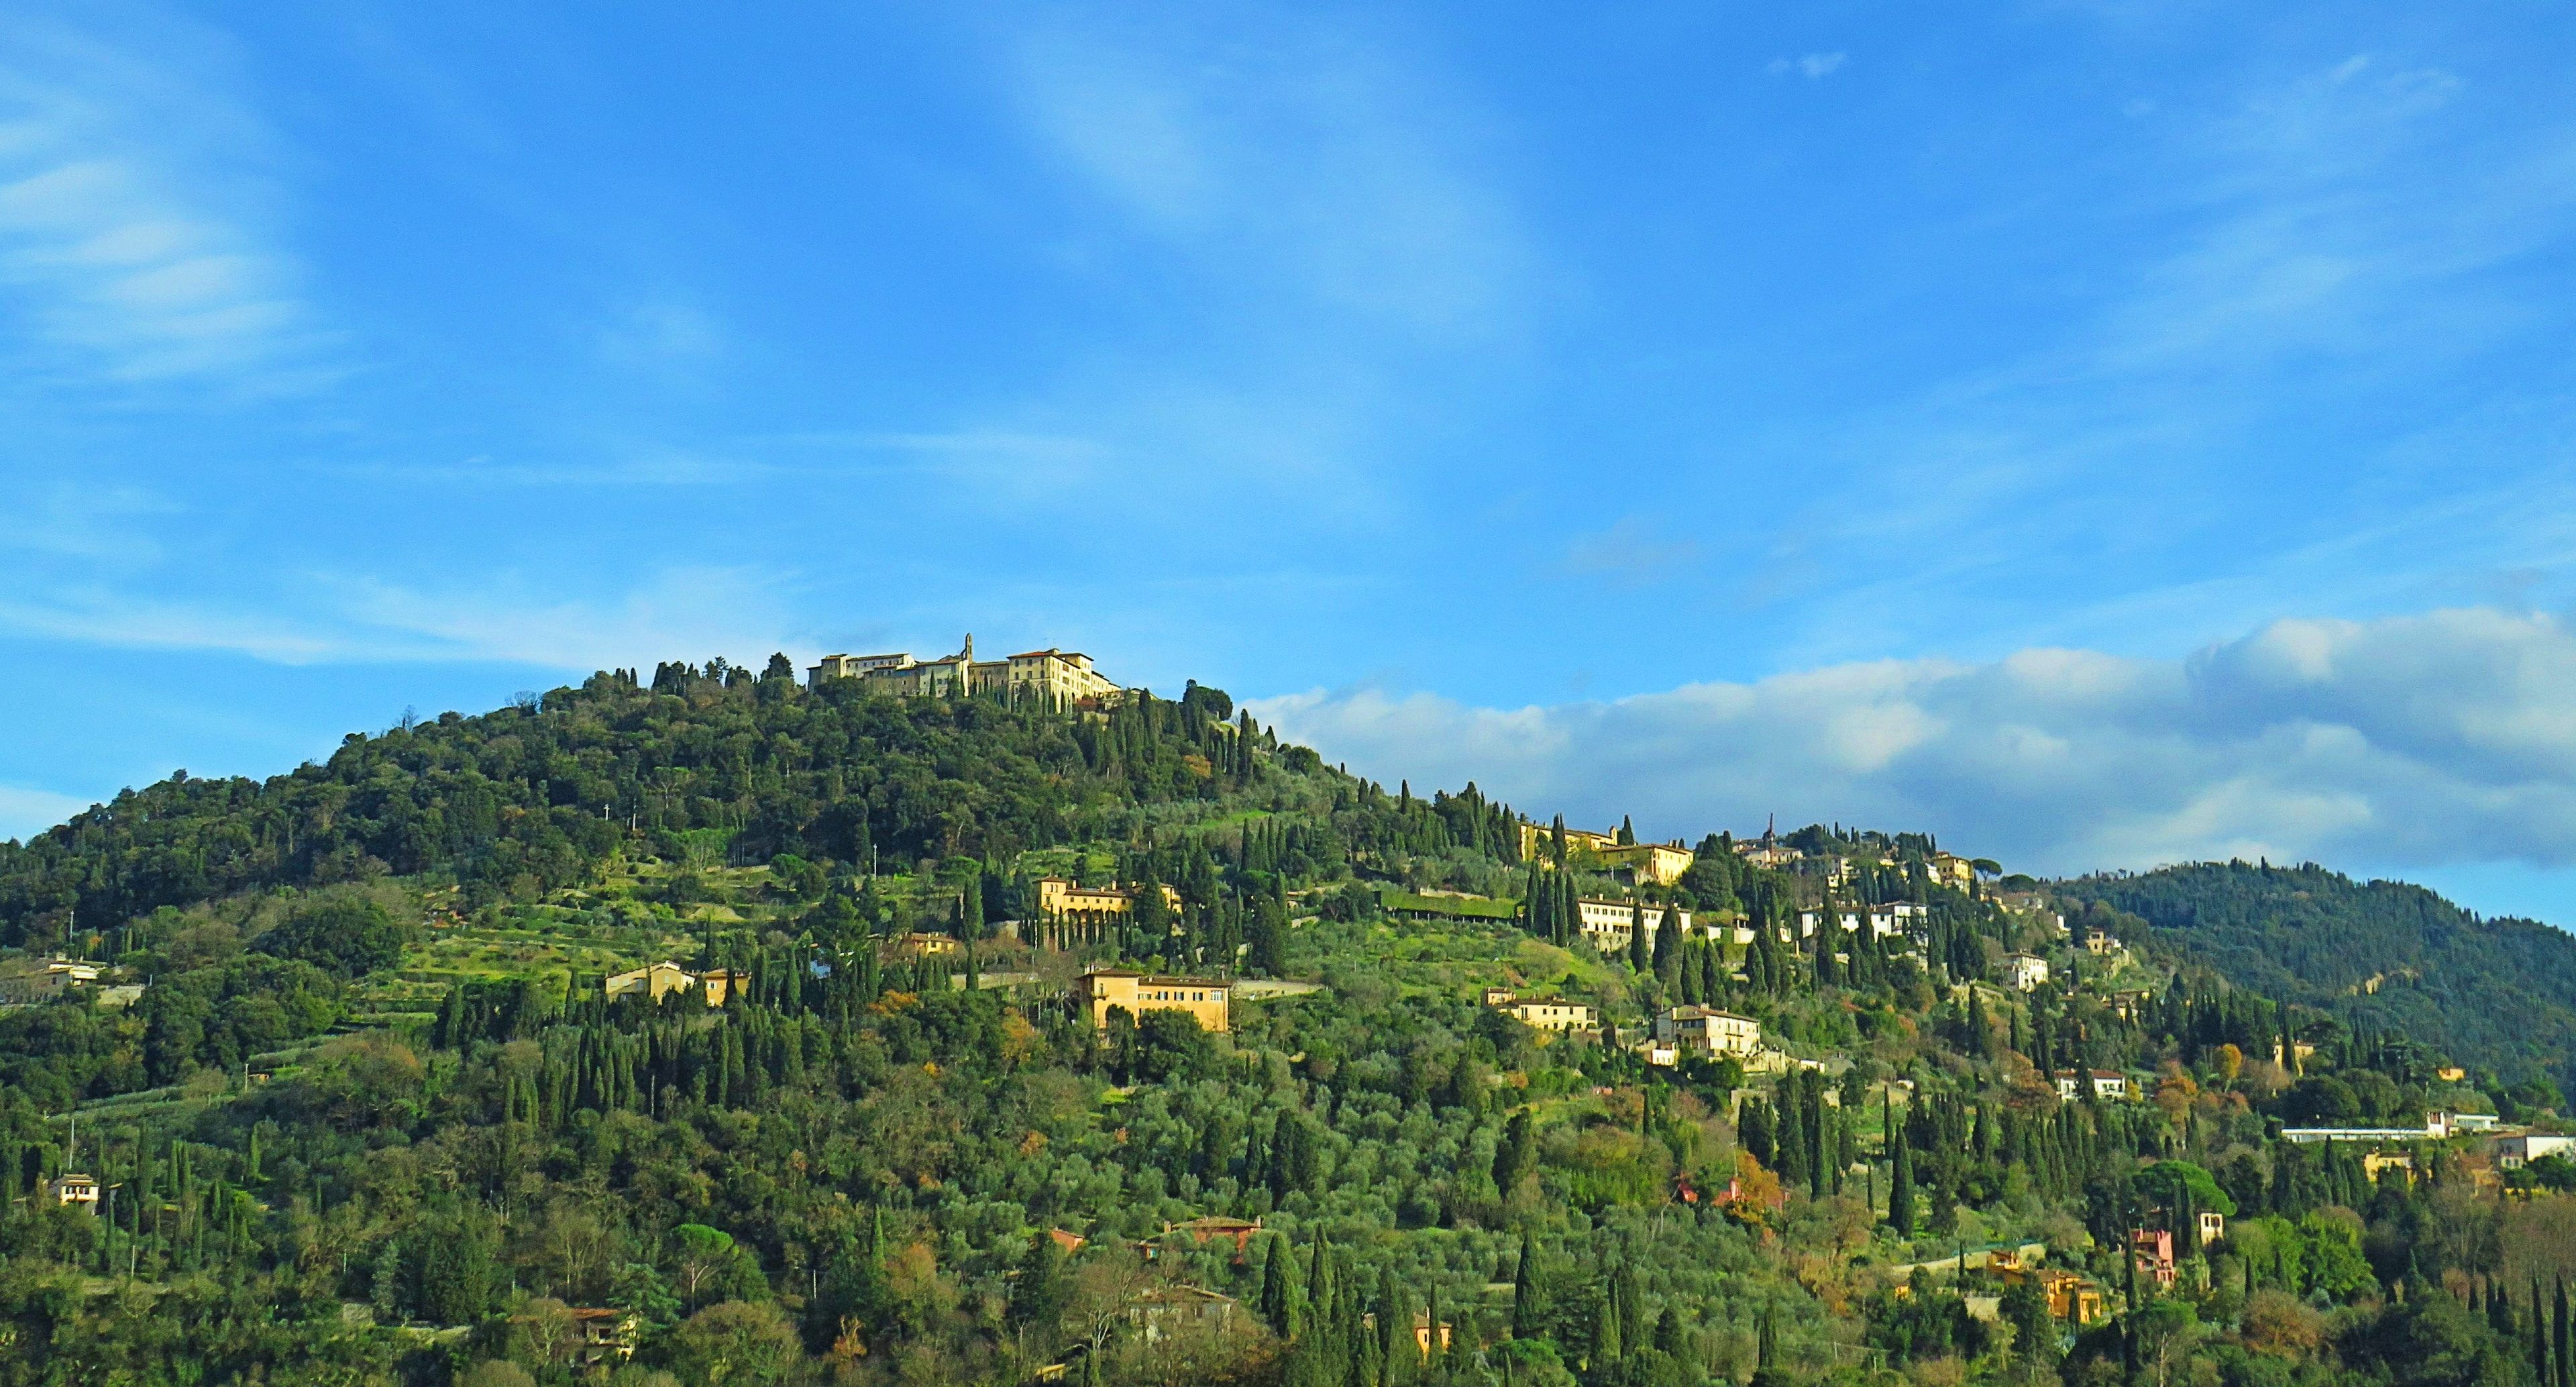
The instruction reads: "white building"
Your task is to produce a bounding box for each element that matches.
[2053,1070,2129,1101]
[1655,1005,1762,1058]
[2004,953,2051,992]
[2491,1133,2576,1168]
[2282,1113,2456,1145]
[1576,898,1692,953]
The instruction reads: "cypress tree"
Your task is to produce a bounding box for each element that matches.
[1654,903,1682,987]
[1595,1276,1622,1366]
[2534,1278,2551,1387]
[1307,1234,1336,1336]
[1511,1230,1542,1339]
[2122,1238,2141,1379]
[1619,1262,1644,1355]
[1425,1281,1444,1376]
[1260,1235,1299,1338]
[2556,1275,2570,1387]
[1888,1123,1917,1235]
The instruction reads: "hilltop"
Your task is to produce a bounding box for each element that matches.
[0,656,2567,1387]
[2055,860,2576,1096]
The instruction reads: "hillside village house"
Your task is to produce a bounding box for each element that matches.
[2493,1134,2576,1169]
[1519,823,1618,860]
[885,931,962,959]
[2032,1269,2105,1325]
[2132,1229,2179,1289]
[1076,968,1232,1033]
[2084,928,2122,956]
[566,1308,640,1366]
[1929,852,1978,888]
[604,961,744,1007]
[1036,876,1183,921]
[1481,988,1597,1032]
[2282,1112,2456,1145]
[0,958,103,1005]
[1128,1286,1240,1343]
[1515,825,1697,885]
[604,961,698,1004]
[1795,903,1930,941]
[1165,1215,1265,1253]
[1598,841,1693,885]
[1574,898,1695,952]
[2005,953,2051,991]
[1655,1005,1762,1059]
[806,636,1120,708]
[2053,1070,2130,1100]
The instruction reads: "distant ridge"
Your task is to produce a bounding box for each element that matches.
[2055,858,2576,1088]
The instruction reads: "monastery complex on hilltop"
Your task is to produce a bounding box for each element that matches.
[807,635,1120,708]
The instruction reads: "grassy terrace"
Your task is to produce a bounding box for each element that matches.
[1377,886,1520,921]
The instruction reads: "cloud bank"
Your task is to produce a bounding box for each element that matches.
[1250,608,2576,884]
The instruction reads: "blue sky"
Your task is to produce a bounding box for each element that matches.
[9,3,2576,920]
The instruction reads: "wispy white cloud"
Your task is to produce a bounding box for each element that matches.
[0,480,173,561]
[0,782,90,843]
[333,450,782,489]
[1695,50,2576,672]
[329,566,807,671]
[1564,516,1699,586]
[0,587,369,663]
[1768,52,1847,79]
[1252,608,2576,892]
[0,566,808,672]
[0,14,330,389]
[1000,9,1530,342]
[2081,54,2569,380]
[595,297,722,370]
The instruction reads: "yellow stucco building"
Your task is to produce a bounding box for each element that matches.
[1075,968,1232,1033]
[1481,988,1595,1032]
[604,961,743,1006]
[1516,824,1695,884]
[1036,876,1183,919]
